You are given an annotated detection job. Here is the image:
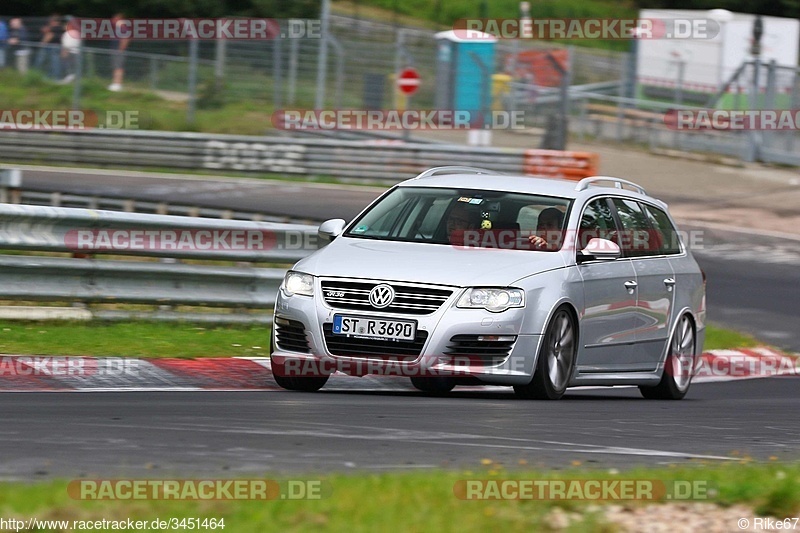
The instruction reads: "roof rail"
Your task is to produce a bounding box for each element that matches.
[413,166,499,180]
[575,176,648,196]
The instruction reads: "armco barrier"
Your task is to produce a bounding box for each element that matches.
[0,129,599,181]
[0,203,316,263]
[0,204,318,322]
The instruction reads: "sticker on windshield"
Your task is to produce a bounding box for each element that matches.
[457,197,484,205]
[351,225,369,233]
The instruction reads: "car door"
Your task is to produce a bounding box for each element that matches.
[611,198,675,370]
[575,197,639,371]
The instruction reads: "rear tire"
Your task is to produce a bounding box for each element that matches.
[514,307,576,400]
[639,315,695,400]
[410,376,456,394]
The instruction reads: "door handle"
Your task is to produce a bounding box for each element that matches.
[624,280,638,291]
[663,278,676,291]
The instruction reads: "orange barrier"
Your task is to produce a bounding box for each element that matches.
[523,149,599,180]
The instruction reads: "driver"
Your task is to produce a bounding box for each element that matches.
[446,202,479,245]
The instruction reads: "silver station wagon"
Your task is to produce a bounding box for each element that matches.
[271,167,706,400]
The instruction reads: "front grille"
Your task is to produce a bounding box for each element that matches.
[274,317,311,353]
[322,323,428,360]
[320,280,452,315]
[444,334,516,366]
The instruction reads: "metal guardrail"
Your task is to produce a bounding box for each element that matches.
[17,190,304,224]
[0,204,319,323]
[0,129,535,180]
[0,254,284,308]
[0,203,316,263]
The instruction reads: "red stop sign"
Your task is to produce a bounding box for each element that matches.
[397,68,421,96]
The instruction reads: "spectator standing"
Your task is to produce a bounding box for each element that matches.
[8,18,29,59]
[60,17,81,83]
[108,13,129,92]
[0,19,8,68]
[35,14,63,79]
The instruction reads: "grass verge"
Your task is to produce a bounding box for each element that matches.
[0,321,270,358]
[0,463,798,532]
[704,325,761,351]
[0,321,776,359]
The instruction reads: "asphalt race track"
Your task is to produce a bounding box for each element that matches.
[1,166,798,480]
[0,378,798,479]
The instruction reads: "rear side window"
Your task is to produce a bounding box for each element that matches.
[643,204,682,255]
[611,198,658,257]
[578,198,617,250]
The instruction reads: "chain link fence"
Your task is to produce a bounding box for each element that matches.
[5,15,800,165]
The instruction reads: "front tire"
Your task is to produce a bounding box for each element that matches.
[639,314,695,400]
[271,358,329,392]
[514,307,576,400]
[410,376,456,394]
[270,327,329,392]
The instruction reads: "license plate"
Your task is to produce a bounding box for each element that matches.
[332,315,416,342]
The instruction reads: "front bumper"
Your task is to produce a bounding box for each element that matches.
[272,283,542,386]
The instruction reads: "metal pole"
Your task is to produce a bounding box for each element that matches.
[559,47,572,150]
[273,29,283,109]
[71,43,83,111]
[187,38,199,125]
[787,66,799,152]
[763,59,777,158]
[626,39,638,100]
[746,59,760,161]
[329,36,344,109]
[215,38,226,92]
[150,56,158,90]
[288,34,298,105]
[675,59,685,107]
[315,0,331,109]
[509,40,519,115]
[672,58,685,149]
[393,30,405,109]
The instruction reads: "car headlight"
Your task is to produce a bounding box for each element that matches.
[283,271,314,297]
[457,288,525,313]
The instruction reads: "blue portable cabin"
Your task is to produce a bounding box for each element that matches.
[434,30,497,125]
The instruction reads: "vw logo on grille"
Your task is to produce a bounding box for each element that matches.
[369,284,395,308]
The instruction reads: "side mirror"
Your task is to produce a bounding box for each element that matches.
[318,218,346,246]
[577,238,621,263]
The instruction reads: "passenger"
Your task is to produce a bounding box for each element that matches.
[528,207,564,250]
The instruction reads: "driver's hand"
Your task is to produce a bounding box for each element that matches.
[528,235,548,248]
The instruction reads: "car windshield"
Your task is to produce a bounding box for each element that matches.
[344,186,572,251]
